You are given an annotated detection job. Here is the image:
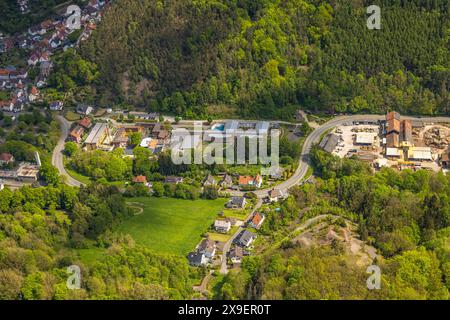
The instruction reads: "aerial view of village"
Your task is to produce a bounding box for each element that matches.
[0,0,449,307]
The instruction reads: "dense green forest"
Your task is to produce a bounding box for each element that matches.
[71,0,450,119]
[213,147,449,299]
[0,183,196,299]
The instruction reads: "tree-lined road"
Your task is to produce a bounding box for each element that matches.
[52,115,84,187]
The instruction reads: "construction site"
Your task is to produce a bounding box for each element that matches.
[320,112,450,173]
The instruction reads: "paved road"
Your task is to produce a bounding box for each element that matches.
[52,115,84,187]
[220,198,262,275]
[240,114,450,198]
[55,113,450,192]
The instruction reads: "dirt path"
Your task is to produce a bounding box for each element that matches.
[193,271,214,295]
[126,202,144,215]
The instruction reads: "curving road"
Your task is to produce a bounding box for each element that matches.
[52,115,85,187]
[248,114,450,198]
[53,113,450,191]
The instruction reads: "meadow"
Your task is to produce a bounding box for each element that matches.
[118,197,227,255]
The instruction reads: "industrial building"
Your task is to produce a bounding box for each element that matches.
[355,133,375,145]
[320,133,339,153]
[84,123,111,150]
[408,147,433,161]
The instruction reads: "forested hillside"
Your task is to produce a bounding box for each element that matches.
[213,147,450,300]
[78,0,450,119]
[0,184,195,299]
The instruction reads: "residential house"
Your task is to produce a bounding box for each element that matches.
[226,196,246,209]
[220,174,233,189]
[76,103,94,115]
[28,25,46,36]
[203,174,217,187]
[0,153,14,168]
[229,246,243,264]
[198,238,216,259]
[28,86,40,102]
[151,123,170,140]
[187,252,208,267]
[268,189,285,203]
[0,100,12,112]
[78,117,92,129]
[165,176,183,184]
[235,230,257,248]
[69,126,85,143]
[250,213,265,229]
[133,175,148,184]
[214,219,232,233]
[238,175,262,189]
[49,101,64,111]
[0,153,14,166]
[0,69,11,81]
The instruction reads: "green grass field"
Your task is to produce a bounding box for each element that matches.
[118,197,227,256]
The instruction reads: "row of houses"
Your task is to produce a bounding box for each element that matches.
[1,1,111,112]
[188,238,217,267]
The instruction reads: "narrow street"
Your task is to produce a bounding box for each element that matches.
[220,198,263,275]
[52,115,84,187]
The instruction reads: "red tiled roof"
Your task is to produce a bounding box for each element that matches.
[387,118,400,133]
[0,153,14,162]
[30,86,39,95]
[251,213,263,227]
[133,175,147,183]
[239,176,253,185]
[386,111,400,121]
[386,132,400,148]
[78,117,92,128]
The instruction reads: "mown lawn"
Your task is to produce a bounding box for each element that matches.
[76,247,107,265]
[118,197,227,256]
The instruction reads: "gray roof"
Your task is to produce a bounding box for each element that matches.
[198,239,215,253]
[236,230,256,246]
[230,246,243,258]
[85,123,108,145]
[231,196,245,207]
[187,252,205,266]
